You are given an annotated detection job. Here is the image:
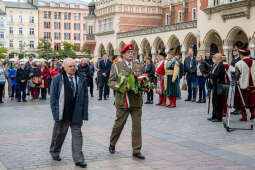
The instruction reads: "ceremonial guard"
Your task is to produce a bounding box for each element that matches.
[164,52,180,108]
[155,52,166,106]
[235,49,255,121]
[108,44,145,159]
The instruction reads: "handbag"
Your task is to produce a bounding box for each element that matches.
[217,83,229,96]
[29,79,36,88]
[40,80,45,88]
[182,81,187,91]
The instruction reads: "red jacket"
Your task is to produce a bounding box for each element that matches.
[49,68,60,80]
[39,66,50,88]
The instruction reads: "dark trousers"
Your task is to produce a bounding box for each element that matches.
[17,83,26,101]
[89,78,94,96]
[197,76,206,100]
[186,74,197,100]
[146,90,153,101]
[0,84,4,102]
[50,120,84,163]
[99,76,109,99]
[11,85,17,98]
[212,89,223,120]
[41,88,47,99]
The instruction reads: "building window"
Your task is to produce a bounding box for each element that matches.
[19,27,23,35]
[165,13,170,25]
[73,13,80,20]
[64,23,71,30]
[44,32,51,39]
[29,16,34,23]
[192,8,197,20]
[19,40,23,49]
[64,12,71,20]
[64,33,71,40]
[54,43,61,50]
[9,15,13,23]
[109,18,113,31]
[74,33,80,40]
[83,24,86,31]
[9,40,13,48]
[54,32,61,40]
[88,25,93,35]
[54,12,61,19]
[213,0,220,6]
[44,22,51,29]
[29,41,34,48]
[74,23,80,30]
[9,27,13,34]
[19,16,22,23]
[98,20,102,32]
[178,11,182,23]
[0,32,4,39]
[54,22,61,29]
[44,11,51,19]
[83,34,86,41]
[29,28,34,35]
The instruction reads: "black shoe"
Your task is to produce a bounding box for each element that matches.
[91,94,94,97]
[207,117,215,121]
[196,99,202,103]
[211,119,222,122]
[75,162,87,168]
[98,98,102,101]
[145,101,150,104]
[23,99,27,102]
[18,100,21,102]
[202,99,206,103]
[0,101,3,103]
[133,153,145,160]
[109,145,115,154]
[231,110,241,115]
[150,101,153,104]
[192,99,196,102]
[185,98,191,102]
[52,156,61,161]
[104,98,107,100]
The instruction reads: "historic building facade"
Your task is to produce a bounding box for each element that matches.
[0,7,6,48]
[35,0,89,51]
[93,0,255,63]
[1,1,38,55]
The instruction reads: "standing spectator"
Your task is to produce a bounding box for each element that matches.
[95,57,102,90]
[208,53,225,122]
[29,63,41,100]
[39,61,50,100]
[49,62,61,80]
[196,55,206,103]
[3,56,13,97]
[0,60,7,103]
[231,47,240,66]
[25,56,34,95]
[175,54,184,98]
[88,59,95,97]
[184,48,197,102]
[78,58,90,79]
[8,62,19,100]
[144,57,155,104]
[204,52,213,97]
[16,62,28,102]
[98,53,112,100]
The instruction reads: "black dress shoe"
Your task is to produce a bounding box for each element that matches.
[207,117,215,121]
[211,119,222,122]
[145,101,150,104]
[202,99,206,103]
[192,99,196,102]
[0,101,3,103]
[185,98,191,101]
[196,100,202,103]
[150,101,153,104]
[104,98,107,100]
[109,145,115,154]
[75,162,87,168]
[133,153,145,160]
[23,99,27,102]
[98,98,102,101]
[52,156,61,161]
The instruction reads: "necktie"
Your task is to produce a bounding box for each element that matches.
[128,62,132,69]
[69,76,75,96]
[104,59,107,66]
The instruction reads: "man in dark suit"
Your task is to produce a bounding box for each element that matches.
[99,53,112,100]
[184,48,197,102]
[208,53,225,122]
[50,58,88,168]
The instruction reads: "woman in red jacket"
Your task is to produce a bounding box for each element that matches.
[39,61,50,100]
[49,62,61,80]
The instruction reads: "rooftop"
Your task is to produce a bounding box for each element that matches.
[38,0,88,5]
[3,1,37,9]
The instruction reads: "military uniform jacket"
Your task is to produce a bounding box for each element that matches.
[108,60,144,109]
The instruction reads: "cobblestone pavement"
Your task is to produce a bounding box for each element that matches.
[0,90,255,170]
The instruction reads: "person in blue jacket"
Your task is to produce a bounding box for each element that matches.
[8,62,19,100]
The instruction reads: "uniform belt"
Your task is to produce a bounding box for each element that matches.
[165,70,174,75]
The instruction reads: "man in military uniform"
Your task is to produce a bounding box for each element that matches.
[108,44,145,160]
[155,52,166,106]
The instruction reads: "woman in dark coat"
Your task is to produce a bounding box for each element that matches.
[144,57,155,104]
[39,61,50,100]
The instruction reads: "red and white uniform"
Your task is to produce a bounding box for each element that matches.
[156,60,165,94]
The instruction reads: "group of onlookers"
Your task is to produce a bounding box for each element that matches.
[0,56,95,104]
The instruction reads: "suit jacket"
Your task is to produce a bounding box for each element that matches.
[144,63,155,82]
[210,62,225,89]
[99,59,112,78]
[231,56,241,66]
[108,60,144,108]
[184,56,197,75]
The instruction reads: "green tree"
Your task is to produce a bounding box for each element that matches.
[37,39,57,59]
[81,45,90,55]
[58,42,77,59]
[0,47,8,59]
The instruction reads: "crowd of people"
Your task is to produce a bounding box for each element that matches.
[0,56,95,103]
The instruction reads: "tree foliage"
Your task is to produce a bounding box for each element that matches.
[37,39,57,59]
[0,47,8,59]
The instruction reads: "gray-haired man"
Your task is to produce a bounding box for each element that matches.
[50,58,88,168]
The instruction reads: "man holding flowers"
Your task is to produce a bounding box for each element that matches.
[108,44,146,160]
